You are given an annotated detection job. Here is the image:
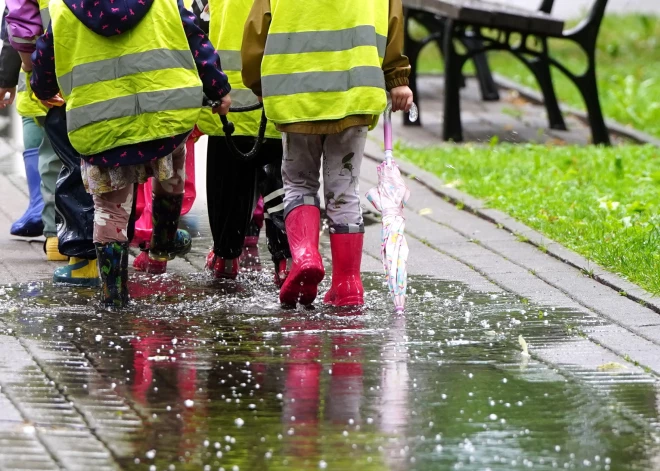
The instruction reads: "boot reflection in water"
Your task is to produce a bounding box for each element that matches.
[280,317,364,459]
[130,321,202,460]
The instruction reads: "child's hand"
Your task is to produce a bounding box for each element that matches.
[40,93,65,108]
[213,94,232,115]
[391,85,413,113]
[0,87,16,109]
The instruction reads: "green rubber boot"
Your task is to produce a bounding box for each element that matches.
[95,242,129,308]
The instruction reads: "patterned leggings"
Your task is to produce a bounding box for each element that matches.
[92,145,186,244]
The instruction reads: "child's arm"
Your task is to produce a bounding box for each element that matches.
[0,8,22,107]
[241,0,270,98]
[179,0,230,101]
[384,0,413,112]
[30,24,59,101]
[383,0,411,91]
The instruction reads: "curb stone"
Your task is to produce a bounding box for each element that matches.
[363,138,660,316]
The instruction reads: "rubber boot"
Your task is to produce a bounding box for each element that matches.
[323,233,364,307]
[96,242,129,308]
[205,250,239,279]
[133,250,167,274]
[245,197,264,247]
[53,257,100,287]
[44,236,68,261]
[148,194,191,262]
[11,148,44,237]
[279,206,325,306]
[274,258,292,288]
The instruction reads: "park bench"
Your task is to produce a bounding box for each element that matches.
[402,0,611,145]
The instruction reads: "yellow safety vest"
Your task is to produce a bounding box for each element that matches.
[50,0,203,155]
[261,0,388,125]
[16,71,48,118]
[197,0,279,139]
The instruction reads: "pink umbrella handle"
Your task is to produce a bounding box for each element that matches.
[383,102,418,162]
[384,103,393,154]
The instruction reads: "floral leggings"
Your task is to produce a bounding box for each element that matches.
[92,145,186,244]
[281,125,367,234]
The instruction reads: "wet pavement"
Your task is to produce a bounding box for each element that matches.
[3,88,660,470]
[2,268,660,471]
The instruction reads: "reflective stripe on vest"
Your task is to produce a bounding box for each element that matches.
[58,48,196,96]
[16,71,48,118]
[261,0,388,125]
[50,0,203,155]
[196,0,279,139]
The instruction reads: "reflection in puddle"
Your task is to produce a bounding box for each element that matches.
[0,272,659,470]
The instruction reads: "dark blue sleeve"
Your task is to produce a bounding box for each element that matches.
[30,24,58,100]
[179,1,230,101]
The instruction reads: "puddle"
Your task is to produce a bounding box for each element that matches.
[0,270,659,470]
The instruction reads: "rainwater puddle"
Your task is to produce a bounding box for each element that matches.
[0,272,659,470]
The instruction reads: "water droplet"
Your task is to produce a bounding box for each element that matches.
[95,335,102,342]
[184,399,194,408]
[235,418,245,427]
[319,460,328,469]
[146,450,156,459]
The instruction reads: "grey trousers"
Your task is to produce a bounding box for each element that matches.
[282,126,367,234]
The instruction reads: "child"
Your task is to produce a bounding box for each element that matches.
[31,0,231,307]
[242,0,413,307]
[195,0,292,286]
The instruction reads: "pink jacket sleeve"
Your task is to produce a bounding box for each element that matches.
[5,0,42,53]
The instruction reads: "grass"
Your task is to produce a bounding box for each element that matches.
[396,142,660,295]
[415,14,660,138]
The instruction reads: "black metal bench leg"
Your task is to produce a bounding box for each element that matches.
[403,10,422,127]
[443,20,464,142]
[526,53,567,130]
[575,68,610,145]
[461,35,500,102]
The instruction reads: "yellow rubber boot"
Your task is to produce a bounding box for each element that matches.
[53,257,100,287]
[45,237,68,261]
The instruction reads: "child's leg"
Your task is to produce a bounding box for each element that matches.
[321,125,368,307]
[11,117,45,237]
[92,185,133,307]
[256,138,292,286]
[149,143,191,261]
[205,136,257,274]
[92,185,134,244]
[279,132,325,306]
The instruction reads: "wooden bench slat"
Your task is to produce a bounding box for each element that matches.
[403,0,565,36]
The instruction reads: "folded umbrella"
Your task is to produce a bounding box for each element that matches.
[366,102,417,312]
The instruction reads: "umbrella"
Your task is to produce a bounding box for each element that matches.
[366,102,417,313]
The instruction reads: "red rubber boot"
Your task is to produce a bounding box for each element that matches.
[323,233,364,307]
[279,206,324,306]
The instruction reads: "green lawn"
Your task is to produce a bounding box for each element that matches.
[396,143,660,294]
[416,14,660,138]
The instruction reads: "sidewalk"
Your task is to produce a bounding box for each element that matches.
[1,83,660,468]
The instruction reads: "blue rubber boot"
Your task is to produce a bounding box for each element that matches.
[10,148,44,237]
